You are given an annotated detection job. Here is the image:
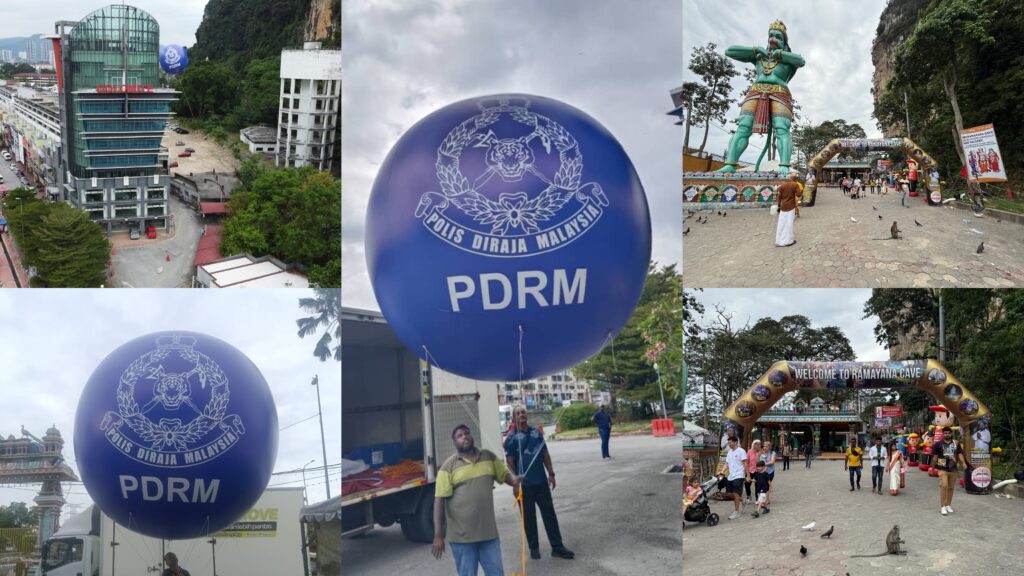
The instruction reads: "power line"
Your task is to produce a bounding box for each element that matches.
[279,413,320,432]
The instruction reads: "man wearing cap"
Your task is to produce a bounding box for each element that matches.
[775,171,801,247]
[433,424,521,576]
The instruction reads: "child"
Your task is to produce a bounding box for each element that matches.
[751,461,771,518]
[683,476,702,516]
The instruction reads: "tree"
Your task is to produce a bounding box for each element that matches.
[31,204,111,287]
[678,81,701,152]
[176,61,240,118]
[297,288,341,361]
[637,265,682,400]
[688,43,736,155]
[0,63,36,79]
[229,56,282,129]
[0,502,37,528]
[792,119,867,168]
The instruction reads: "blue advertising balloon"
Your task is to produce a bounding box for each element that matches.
[366,94,651,381]
[75,332,278,540]
[159,44,188,74]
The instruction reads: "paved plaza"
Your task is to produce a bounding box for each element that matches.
[682,459,1024,575]
[682,185,1024,287]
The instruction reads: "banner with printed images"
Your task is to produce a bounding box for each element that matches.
[960,124,1007,183]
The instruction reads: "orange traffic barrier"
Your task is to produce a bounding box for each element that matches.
[652,418,675,437]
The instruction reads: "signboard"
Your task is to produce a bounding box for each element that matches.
[96,84,155,94]
[877,159,893,172]
[875,406,903,418]
[875,417,892,429]
[960,124,1007,183]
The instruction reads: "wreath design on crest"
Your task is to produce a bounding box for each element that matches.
[102,336,239,453]
[415,97,608,236]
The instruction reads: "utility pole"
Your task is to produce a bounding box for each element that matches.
[938,290,946,363]
[653,363,668,420]
[300,458,315,505]
[312,375,331,498]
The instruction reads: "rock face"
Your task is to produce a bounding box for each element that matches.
[872,0,931,136]
[305,0,339,43]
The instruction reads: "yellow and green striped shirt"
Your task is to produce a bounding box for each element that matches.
[435,449,509,543]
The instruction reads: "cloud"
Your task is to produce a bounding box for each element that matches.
[342,0,682,309]
[0,290,340,517]
[0,1,207,47]
[683,0,888,164]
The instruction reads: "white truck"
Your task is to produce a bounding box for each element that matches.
[41,488,307,576]
[341,308,500,543]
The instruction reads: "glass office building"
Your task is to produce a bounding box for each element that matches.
[55,4,177,233]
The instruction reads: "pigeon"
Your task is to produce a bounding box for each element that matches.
[820,525,834,539]
[801,521,816,531]
[800,545,808,557]
[700,217,707,225]
[723,212,727,217]
[717,211,722,216]
[872,206,878,211]
[683,227,690,236]
[850,217,857,223]
[878,215,883,220]
[977,242,984,254]
[914,219,923,227]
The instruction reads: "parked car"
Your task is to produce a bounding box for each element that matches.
[169,161,178,168]
[175,141,185,146]
[184,147,195,153]
[0,174,4,182]
[129,227,140,240]
[177,151,191,157]
[146,226,157,239]
[178,129,190,134]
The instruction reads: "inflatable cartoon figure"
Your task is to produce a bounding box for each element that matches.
[908,432,920,465]
[919,430,933,472]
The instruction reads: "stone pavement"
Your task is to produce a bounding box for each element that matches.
[682,185,1024,287]
[682,459,1024,575]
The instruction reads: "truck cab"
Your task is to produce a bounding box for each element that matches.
[40,507,101,576]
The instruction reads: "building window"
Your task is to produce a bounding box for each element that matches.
[290,130,297,139]
[294,81,301,95]
[281,112,288,123]
[292,114,298,124]
[293,98,300,109]
[281,98,289,110]
[283,79,291,94]
[113,189,138,202]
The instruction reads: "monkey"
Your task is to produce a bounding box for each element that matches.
[872,221,903,241]
[850,524,907,558]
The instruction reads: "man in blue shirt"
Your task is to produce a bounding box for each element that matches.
[504,406,575,560]
[593,405,612,459]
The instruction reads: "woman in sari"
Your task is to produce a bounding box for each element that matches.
[887,441,904,495]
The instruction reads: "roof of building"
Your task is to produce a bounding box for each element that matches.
[241,125,278,144]
[199,254,309,288]
[193,224,223,267]
[175,171,240,201]
[200,201,228,215]
[13,73,56,80]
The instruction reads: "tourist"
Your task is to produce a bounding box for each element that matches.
[844,437,863,491]
[803,442,813,468]
[869,177,876,194]
[887,441,904,496]
[750,460,771,518]
[759,442,777,506]
[868,437,888,495]
[592,405,612,459]
[774,172,801,247]
[934,426,969,515]
[899,175,910,207]
[852,176,862,199]
[782,443,791,471]
[745,439,762,504]
[683,476,703,518]
[723,436,748,520]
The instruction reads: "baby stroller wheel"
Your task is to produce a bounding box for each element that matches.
[707,513,719,527]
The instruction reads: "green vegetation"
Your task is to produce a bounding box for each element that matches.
[792,119,867,166]
[190,0,310,70]
[297,288,342,361]
[1,189,110,287]
[0,502,36,528]
[220,164,340,287]
[874,0,1024,208]
[553,403,599,431]
[0,62,36,79]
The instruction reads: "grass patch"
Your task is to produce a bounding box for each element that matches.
[552,415,685,438]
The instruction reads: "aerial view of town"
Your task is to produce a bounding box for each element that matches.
[0,1,340,288]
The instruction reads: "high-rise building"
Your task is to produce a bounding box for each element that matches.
[276,41,340,171]
[52,4,177,233]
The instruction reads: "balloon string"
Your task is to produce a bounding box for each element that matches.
[518,325,525,382]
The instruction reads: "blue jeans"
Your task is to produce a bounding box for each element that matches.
[872,465,884,490]
[598,427,611,458]
[849,466,862,488]
[450,538,504,576]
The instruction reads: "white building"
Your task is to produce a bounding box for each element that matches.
[240,125,278,154]
[500,371,599,409]
[276,42,340,171]
[196,254,309,288]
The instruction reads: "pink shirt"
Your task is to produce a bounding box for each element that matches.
[747,448,760,473]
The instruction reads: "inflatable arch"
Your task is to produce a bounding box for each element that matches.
[802,138,938,206]
[717,360,994,494]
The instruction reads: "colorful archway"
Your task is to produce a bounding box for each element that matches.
[802,138,938,206]
[717,360,994,494]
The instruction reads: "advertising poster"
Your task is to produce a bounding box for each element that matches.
[960,124,1007,183]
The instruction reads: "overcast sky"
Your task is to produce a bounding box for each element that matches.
[0,0,206,47]
[342,0,682,310]
[683,0,888,163]
[689,288,888,361]
[0,290,340,523]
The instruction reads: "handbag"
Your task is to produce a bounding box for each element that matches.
[770,205,779,216]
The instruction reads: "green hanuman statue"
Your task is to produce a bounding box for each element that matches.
[717,20,805,173]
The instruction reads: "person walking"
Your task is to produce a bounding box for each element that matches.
[775,172,801,247]
[803,442,813,468]
[745,439,762,504]
[845,438,863,491]
[750,461,771,518]
[723,436,748,520]
[592,405,612,459]
[934,426,969,515]
[433,424,521,576]
[887,441,904,496]
[161,553,191,576]
[504,406,575,560]
[852,176,862,199]
[782,442,791,471]
[868,437,888,495]
[759,442,777,507]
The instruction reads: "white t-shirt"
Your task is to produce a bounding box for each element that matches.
[868,445,888,466]
[725,447,747,481]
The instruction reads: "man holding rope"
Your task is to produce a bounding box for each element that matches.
[433,424,522,576]
[504,405,576,560]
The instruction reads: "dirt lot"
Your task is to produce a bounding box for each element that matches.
[162,125,241,176]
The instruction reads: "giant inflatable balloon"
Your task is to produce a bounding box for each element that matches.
[75,332,278,539]
[366,94,651,381]
[159,44,189,74]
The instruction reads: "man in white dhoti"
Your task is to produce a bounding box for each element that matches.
[775,171,800,247]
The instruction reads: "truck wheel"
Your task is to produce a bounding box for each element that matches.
[400,494,436,543]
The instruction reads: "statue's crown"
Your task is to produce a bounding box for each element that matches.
[769,19,788,43]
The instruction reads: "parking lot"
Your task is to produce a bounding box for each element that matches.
[161,123,241,176]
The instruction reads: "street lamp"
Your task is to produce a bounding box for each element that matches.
[653,363,668,420]
[312,375,331,498]
[300,458,316,505]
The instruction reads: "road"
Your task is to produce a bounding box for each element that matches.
[683,185,1024,287]
[111,195,201,287]
[342,435,682,576]
[682,459,1024,575]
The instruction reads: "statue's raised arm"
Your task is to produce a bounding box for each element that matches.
[716,20,804,173]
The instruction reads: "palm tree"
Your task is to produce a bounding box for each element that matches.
[296,288,341,361]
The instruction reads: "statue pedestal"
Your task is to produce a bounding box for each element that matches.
[683,172,788,209]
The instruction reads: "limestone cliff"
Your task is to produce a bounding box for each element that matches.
[305,0,339,44]
[871,0,930,136]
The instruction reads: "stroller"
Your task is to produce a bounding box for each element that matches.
[682,476,720,528]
